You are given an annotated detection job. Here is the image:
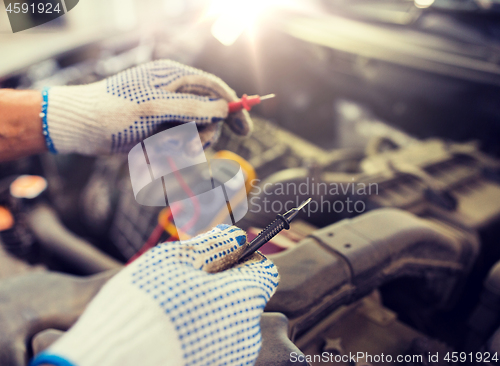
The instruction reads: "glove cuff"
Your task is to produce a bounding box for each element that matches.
[44,83,102,155]
[30,353,76,366]
[31,275,184,366]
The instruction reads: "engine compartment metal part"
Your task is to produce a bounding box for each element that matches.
[245,138,500,231]
[0,270,117,365]
[267,208,479,340]
[26,205,122,275]
[297,291,452,366]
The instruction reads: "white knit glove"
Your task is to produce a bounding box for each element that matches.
[30,225,279,366]
[41,60,253,155]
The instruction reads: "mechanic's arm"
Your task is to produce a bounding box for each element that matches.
[30,225,279,366]
[0,60,252,162]
[0,89,47,161]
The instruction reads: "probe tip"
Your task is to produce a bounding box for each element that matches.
[259,94,276,101]
[297,198,312,210]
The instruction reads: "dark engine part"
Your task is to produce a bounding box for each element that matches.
[244,138,500,230]
[467,261,500,351]
[256,313,308,366]
[267,208,478,340]
[0,270,117,365]
[27,205,122,275]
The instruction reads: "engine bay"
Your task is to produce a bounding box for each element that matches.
[2,1,500,364]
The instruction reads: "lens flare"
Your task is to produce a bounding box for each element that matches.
[206,0,287,46]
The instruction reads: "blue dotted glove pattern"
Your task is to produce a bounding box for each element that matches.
[106,64,221,105]
[43,59,252,155]
[110,114,223,153]
[106,60,232,153]
[129,224,279,366]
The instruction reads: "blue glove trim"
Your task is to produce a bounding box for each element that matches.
[30,352,76,366]
[41,87,58,154]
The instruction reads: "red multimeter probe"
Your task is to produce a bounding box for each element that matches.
[227,94,275,114]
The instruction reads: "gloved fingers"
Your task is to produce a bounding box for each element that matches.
[167,69,237,101]
[184,225,248,271]
[223,253,280,302]
[185,224,279,301]
[136,92,228,148]
[175,74,254,136]
[196,121,223,148]
[167,71,254,137]
[225,108,254,136]
[138,225,280,303]
[146,60,209,86]
[144,60,236,100]
[160,93,252,138]
[135,93,228,126]
[138,60,254,137]
[144,225,246,270]
[131,242,197,272]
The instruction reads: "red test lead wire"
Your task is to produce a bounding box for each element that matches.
[227,94,275,114]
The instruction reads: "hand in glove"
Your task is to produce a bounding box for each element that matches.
[41,60,252,155]
[30,225,279,366]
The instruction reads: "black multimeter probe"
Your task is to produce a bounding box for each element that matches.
[238,198,312,262]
